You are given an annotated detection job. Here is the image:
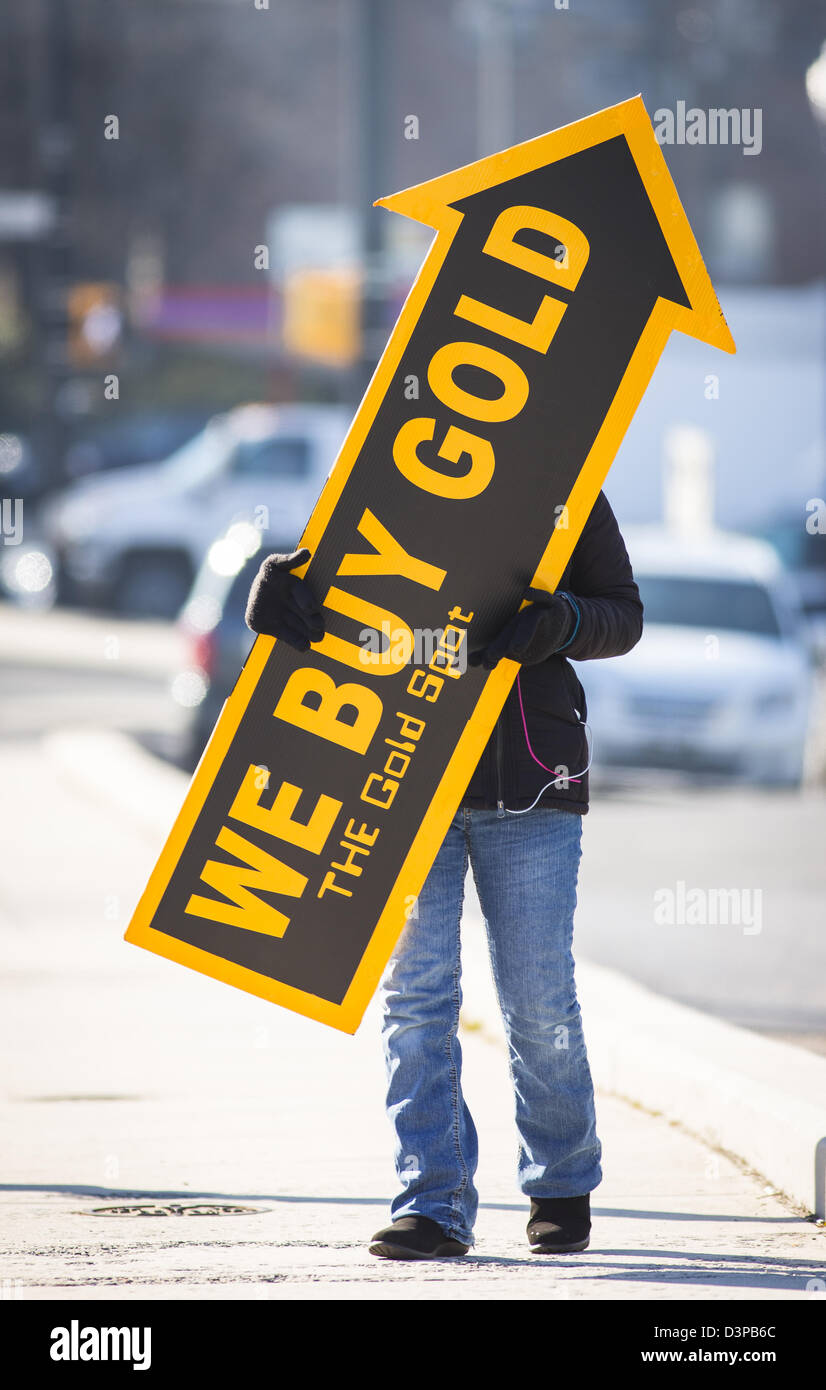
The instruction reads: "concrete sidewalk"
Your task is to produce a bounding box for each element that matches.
[45,727,826,1221]
[0,739,823,1299]
[0,745,817,1295]
[1,905,824,1301]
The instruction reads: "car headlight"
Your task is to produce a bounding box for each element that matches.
[0,546,54,596]
[171,670,209,709]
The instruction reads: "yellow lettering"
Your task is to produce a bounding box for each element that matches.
[361,772,398,808]
[273,667,381,753]
[318,587,414,673]
[406,669,443,701]
[384,750,410,778]
[454,291,566,354]
[392,418,495,500]
[330,840,370,877]
[344,818,380,845]
[337,507,446,590]
[483,204,589,291]
[428,341,528,423]
[229,769,340,854]
[185,826,305,938]
[396,711,426,739]
[318,869,353,899]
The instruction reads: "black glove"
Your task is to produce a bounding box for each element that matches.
[244,547,325,652]
[468,588,576,670]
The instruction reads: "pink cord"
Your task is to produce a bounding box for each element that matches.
[516,672,582,783]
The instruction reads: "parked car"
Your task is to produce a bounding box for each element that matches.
[175,519,816,787]
[173,522,273,769]
[41,402,348,617]
[748,510,826,629]
[579,525,815,787]
[62,409,211,481]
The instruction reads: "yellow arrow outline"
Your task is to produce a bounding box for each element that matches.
[125,95,734,1033]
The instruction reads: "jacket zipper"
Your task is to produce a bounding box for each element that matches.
[495,717,505,817]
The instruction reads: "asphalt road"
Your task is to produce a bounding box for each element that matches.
[574,776,826,1048]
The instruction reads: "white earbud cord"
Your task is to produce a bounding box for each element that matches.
[504,672,594,815]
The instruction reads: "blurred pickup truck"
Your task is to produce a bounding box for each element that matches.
[41,402,348,618]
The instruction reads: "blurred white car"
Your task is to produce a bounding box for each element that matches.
[41,402,348,617]
[579,525,815,787]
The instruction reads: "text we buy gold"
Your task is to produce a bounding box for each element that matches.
[183,203,590,944]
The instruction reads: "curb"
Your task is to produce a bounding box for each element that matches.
[574,963,826,1220]
[46,727,826,1220]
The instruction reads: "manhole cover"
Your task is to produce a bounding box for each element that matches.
[84,1203,268,1217]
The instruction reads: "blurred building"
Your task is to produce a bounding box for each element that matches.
[0,0,822,492]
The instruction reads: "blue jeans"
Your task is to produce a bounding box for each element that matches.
[377,806,602,1248]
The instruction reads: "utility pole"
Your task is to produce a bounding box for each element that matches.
[475,0,514,157]
[34,0,73,491]
[352,0,389,408]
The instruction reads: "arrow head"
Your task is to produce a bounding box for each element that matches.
[377,95,735,355]
[448,133,693,317]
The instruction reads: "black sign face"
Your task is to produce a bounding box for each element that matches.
[125,96,734,1032]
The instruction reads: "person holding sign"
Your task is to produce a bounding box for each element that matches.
[246,488,642,1258]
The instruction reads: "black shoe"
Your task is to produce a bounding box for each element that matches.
[369,1214,470,1260]
[527,1194,591,1253]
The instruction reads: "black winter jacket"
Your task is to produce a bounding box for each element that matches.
[461,491,643,815]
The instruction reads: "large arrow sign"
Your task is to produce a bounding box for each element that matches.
[125,96,734,1032]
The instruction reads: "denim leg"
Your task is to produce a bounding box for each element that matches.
[376,810,479,1245]
[467,807,602,1200]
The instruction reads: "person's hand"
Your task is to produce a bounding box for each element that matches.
[468,588,576,670]
[244,547,325,652]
